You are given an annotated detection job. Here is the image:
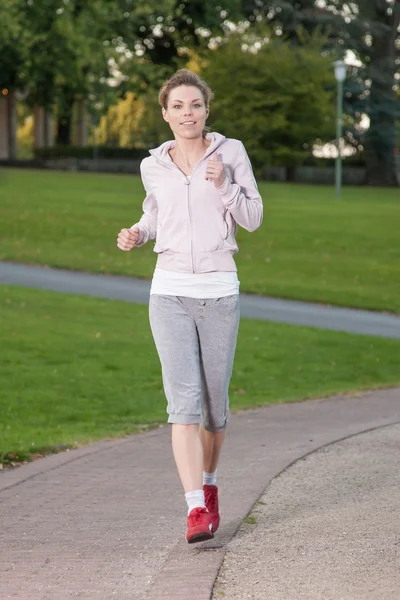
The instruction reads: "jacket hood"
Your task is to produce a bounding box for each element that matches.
[149,132,226,165]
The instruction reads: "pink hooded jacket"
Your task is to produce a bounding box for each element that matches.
[132,132,263,273]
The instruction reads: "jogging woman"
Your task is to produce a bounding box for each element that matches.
[117,69,263,544]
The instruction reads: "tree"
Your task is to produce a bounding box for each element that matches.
[202,30,336,175]
[8,1,243,146]
[112,0,242,67]
[243,0,400,186]
[0,0,32,157]
[0,0,29,91]
[95,90,170,148]
[92,0,246,149]
[18,0,124,144]
[361,1,400,185]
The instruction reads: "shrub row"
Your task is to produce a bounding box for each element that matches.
[33,145,367,167]
[34,146,150,160]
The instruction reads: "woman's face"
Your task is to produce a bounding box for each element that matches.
[162,85,209,140]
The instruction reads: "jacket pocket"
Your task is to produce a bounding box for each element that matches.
[155,218,189,253]
[221,209,230,240]
[154,222,167,253]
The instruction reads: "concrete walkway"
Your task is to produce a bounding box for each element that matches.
[1,388,399,599]
[1,261,400,339]
[212,421,400,600]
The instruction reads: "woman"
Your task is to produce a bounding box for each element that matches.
[117,69,263,544]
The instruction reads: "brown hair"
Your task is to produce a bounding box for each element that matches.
[158,68,213,109]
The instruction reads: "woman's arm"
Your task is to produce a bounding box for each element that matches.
[216,142,263,232]
[131,162,158,247]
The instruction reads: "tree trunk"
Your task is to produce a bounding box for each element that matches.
[285,165,296,182]
[33,105,45,148]
[43,111,53,147]
[0,93,17,159]
[56,112,72,146]
[7,90,17,159]
[56,86,75,145]
[75,98,88,147]
[365,8,400,187]
[0,96,9,159]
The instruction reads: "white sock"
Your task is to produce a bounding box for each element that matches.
[185,489,206,515]
[203,470,217,486]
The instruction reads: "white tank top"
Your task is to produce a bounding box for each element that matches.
[150,268,239,298]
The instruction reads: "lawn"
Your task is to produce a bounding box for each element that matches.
[1,285,400,465]
[0,168,399,313]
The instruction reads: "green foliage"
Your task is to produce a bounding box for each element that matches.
[94,89,171,148]
[16,106,34,159]
[2,0,244,143]
[243,0,400,185]
[202,31,336,170]
[0,0,124,147]
[0,0,29,89]
[113,0,242,66]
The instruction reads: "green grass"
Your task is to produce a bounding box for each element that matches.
[0,168,399,313]
[244,516,257,525]
[1,285,400,464]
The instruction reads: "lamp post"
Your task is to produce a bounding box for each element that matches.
[333,60,346,198]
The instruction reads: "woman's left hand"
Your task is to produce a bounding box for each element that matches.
[205,152,226,188]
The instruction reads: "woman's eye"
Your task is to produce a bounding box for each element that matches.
[173,105,181,109]
[193,104,201,108]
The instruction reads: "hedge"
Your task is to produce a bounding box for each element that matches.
[33,146,150,160]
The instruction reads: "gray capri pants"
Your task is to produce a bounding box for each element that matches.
[149,294,240,432]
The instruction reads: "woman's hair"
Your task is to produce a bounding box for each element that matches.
[158,68,213,109]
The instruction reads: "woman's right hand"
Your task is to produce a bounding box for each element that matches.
[117,227,140,251]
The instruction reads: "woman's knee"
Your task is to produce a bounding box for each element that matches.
[171,423,199,436]
[200,417,228,433]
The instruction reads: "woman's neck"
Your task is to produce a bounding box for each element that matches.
[170,135,211,170]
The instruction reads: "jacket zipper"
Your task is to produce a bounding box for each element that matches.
[154,143,223,273]
[152,139,223,170]
[186,149,219,272]
[186,176,194,273]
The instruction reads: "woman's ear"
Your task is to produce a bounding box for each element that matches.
[162,107,169,123]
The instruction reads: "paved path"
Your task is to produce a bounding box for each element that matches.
[1,388,399,599]
[1,261,400,339]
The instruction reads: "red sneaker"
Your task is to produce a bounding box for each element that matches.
[204,484,220,533]
[186,507,214,544]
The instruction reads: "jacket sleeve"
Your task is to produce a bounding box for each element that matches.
[216,142,263,232]
[131,161,158,247]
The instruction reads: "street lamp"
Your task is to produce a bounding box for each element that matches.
[333,60,346,198]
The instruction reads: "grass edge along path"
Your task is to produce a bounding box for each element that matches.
[1,285,400,467]
[0,168,399,313]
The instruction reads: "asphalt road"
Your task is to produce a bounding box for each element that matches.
[1,261,400,339]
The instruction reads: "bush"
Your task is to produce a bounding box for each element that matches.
[303,152,367,168]
[33,146,150,160]
[202,29,336,172]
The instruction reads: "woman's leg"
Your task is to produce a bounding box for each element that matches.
[149,295,216,542]
[196,295,239,533]
[149,295,203,493]
[199,427,226,474]
[172,424,203,492]
[197,294,240,445]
